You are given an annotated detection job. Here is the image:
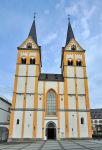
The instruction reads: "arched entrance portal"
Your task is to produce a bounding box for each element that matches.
[46,122,56,140]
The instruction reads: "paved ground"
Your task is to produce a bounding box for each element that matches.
[0,140,102,150]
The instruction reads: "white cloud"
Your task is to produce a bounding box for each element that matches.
[80,5,96,39]
[81,18,90,39]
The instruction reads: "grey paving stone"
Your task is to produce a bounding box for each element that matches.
[0,140,102,150]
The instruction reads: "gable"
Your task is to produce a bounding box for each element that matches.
[65,38,84,51]
[19,36,38,49]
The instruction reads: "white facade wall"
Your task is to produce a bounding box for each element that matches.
[36,111,42,138]
[60,111,65,138]
[18,65,26,76]
[38,95,42,109]
[76,67,84,77]
[17,77,26,93]
[12,49,90,139]
[15,95,24,108]
[59,82,64,94]
[12,111,23,138]
[67,67,74,77]
[77,79,85,94]
[23,111,33,138]
[45,81,57,93]
[59,95,65,137]
[26,77,35,93]
[78,96,86,110]
[60,96,64,109]
[68,96,76,109]
[36,95,43,138]
[79,112,88,137]
[28,65,36,76]
[69,112,78,138]
[67,79,75,94]
[26,95,34,108]
[38,81,44,94]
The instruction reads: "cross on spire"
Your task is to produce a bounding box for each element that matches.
[68,14,70,22]
[34,12,36,20]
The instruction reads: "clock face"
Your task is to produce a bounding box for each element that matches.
[27,42,32,49]
[71,44,76,50]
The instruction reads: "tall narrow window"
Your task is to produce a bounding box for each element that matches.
[21,58,26,64]
[16,119,19,125]
[81,117,84,124]
[68,59,73,66]
[47,90,56,115]
[30,58,35,64]
[76,59,82,66]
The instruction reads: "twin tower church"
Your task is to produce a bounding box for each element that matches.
[9,17,92,141]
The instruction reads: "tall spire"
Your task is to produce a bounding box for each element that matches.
[66,16,75,46]
[28,13,38,45]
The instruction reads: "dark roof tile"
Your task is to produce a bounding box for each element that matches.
[90,109,102,119]
[66,21,75,46]
[38,73,64,81]
[28,19,37,45]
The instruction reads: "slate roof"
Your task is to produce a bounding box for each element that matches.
[66,21,75,46]
[90,109,102,119]
[38,73,64,81]
[0,96,11,105]
[28,18,37,45]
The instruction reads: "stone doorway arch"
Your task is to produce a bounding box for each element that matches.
[46,122,56,140]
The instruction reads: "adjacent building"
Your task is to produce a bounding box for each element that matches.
[9,17,92,141]
[0,96,11,141]
[91,109,102,136]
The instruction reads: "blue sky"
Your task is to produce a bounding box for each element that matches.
[0,0,102,108]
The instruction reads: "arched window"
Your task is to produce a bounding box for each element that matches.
[21,57,26,64]
[47,90,56,115]
[68,59,73,66]
[27,42,32,49]
[76,59,82,66]
[30,58,35,64]
[81,117,84,124]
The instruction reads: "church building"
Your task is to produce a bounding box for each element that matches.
[9,17,92,141]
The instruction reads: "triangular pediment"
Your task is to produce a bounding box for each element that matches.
[65,38,84,51]
[19,36,38,49]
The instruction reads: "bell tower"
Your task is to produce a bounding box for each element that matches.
[61,19,92,138]
[9,16,42,140]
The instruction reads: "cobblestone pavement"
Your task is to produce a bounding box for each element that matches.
[0,140,102,150]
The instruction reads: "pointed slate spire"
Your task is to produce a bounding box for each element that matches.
[66,16,75,46]
[28,14,38,45]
